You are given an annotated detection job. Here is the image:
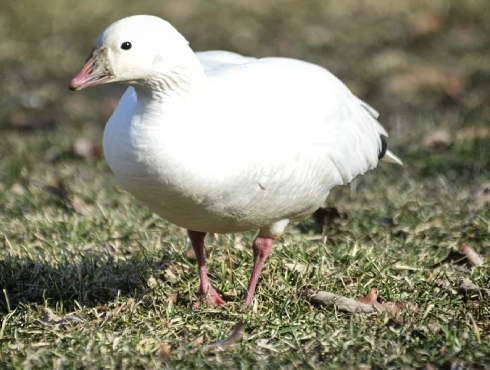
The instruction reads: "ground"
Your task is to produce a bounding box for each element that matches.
[0,0,489,368]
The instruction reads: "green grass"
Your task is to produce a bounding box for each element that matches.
[1,0,490,368]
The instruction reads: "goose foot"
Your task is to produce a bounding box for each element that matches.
[188,230,226,308]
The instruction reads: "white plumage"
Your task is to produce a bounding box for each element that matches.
[70,15,401,307]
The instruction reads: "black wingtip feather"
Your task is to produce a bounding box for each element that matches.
[378,135,388,160]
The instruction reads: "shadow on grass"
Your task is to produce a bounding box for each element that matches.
[0,252,162,313]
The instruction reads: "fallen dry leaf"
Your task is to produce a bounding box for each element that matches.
[420,129,452,151]
[191,336,204,349]
[386,301,418,313]
[357,288,418,314]
[409,12,443,37]
[158,343,171,362]
[72,138,103,163]
[204,322,246,353]
[357,288,378,305]
[460,243,485,266]
[165,293,179,304]
[185,247,197,260]
[70,195,88,214]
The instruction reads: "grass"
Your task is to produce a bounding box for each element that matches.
[1,0,490,368]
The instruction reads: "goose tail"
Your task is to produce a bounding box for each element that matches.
[382,149,403,165]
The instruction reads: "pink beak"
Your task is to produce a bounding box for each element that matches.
[69,48,113,91]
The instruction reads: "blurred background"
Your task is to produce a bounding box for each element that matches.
[1,0,490,190]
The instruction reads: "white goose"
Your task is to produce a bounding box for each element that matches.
[70,15,402,307]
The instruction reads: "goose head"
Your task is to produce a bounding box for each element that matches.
[69,15,197,91]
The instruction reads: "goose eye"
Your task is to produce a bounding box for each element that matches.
[120,42,132,50]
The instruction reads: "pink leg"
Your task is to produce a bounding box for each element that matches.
[243,237,273,306]
[188,230,225,307]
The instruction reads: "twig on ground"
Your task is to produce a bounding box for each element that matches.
[303,290,375,313]
[204,322,246,353]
